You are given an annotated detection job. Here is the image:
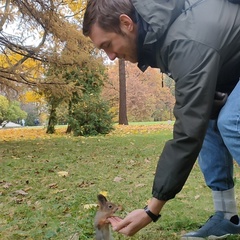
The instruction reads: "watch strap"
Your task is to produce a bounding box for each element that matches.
[144,206,161,222]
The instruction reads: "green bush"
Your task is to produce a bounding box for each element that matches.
[69,95,114,136]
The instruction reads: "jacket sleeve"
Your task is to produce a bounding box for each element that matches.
[152,40,221,200]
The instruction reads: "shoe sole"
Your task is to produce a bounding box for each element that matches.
[181,234,232,240]
[181,233,230,240]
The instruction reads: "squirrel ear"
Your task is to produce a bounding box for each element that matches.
[97,194,107,206]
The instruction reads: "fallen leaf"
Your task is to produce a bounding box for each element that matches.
[99,191,108,197]
[15,198,24,204]
[49,183,58,189]
[78,180,94,188]
[113,176,123,182]
[52,189,67,194]
[195,195,200,200]
[24,187,32,192]
[83,204,98,209]
[57,171,69,177]
[3,182,12,189]
[68,233,80,240]
[144,158,150,163]
[14,190,28,196]
[63,207,70,213]
[41,222,48,228]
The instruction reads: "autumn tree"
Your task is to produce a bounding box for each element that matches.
[0,95,27,123]
[65,63,113,136]
[102,63,119,122]
[0,95,9,122]
[39,44,113,135]
[20,90,47,125]
[103,62,175,122]
[0,0,114,134]
[0,0,92,99]
[6,100,27,122]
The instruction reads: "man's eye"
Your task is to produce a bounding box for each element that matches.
[104,43,110,49]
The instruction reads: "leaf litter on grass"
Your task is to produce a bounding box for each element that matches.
[1,124,240,239]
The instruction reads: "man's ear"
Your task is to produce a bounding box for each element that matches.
[119,14,134,32]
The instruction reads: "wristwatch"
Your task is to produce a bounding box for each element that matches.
[144,206,161,222]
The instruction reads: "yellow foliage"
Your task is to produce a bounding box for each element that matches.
[0,128,66,142]
[65,0,86,20]
[20,91,45,104]
[0,52,43,81]
[99,191,108,197]
[0,124,173,142]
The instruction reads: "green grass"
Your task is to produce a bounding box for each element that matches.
[1,127,240,240]
[122,121,174,126]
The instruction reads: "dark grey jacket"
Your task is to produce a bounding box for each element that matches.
[132,0,240,200]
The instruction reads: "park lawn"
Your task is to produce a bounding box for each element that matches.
[1,124,240,240]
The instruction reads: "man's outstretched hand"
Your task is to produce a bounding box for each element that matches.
[108,209,152,236]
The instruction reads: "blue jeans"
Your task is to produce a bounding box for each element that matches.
[198,80,240,191]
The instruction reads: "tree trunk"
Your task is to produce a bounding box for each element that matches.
[118,59,128,125]
[66,100,72,134]
[66,124,72,133]
[46,104,57,134]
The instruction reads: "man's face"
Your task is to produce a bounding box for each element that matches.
[89,15,138,63]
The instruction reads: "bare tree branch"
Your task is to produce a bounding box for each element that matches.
[0,0,11,31]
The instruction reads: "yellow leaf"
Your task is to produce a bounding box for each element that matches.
[195,195,200,200]
[83,204,98,209]
[99,191,108,197]
[57,171,69,177]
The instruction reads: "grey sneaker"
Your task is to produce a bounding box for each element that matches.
[181,211,240,239]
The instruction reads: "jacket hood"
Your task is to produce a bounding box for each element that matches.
[132,0,185,44]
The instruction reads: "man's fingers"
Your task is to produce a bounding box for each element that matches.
[109,209,152,236]
[110,217,130,232]
[116,221,141,236]
[108,216,122,227]
[111,216,123,222]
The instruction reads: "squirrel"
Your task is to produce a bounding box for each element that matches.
[94,194,119,240]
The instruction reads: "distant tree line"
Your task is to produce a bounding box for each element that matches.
[102,62,175,122]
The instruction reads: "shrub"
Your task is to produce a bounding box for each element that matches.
[68,95,114,136]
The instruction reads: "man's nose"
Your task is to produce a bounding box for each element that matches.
[106,52,117,61]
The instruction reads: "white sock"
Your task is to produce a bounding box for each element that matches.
[212,187,238,220]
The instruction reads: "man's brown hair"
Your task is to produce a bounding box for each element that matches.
[83,0,136,36]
